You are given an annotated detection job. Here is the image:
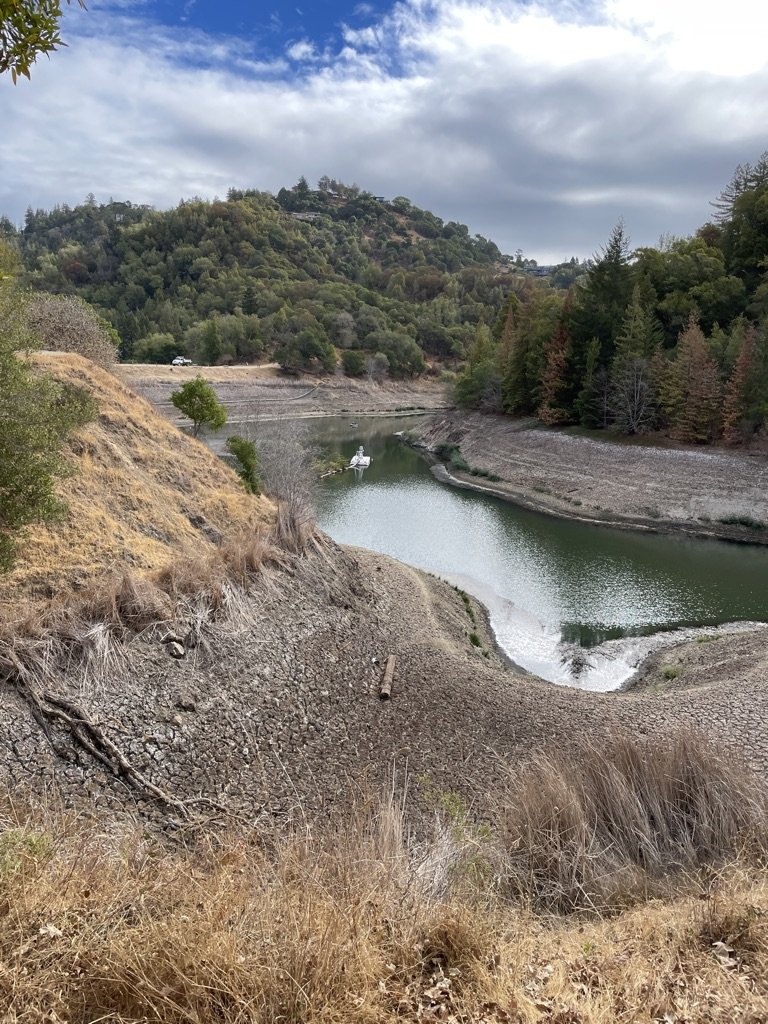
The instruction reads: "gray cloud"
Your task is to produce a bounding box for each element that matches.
[1,1,766,261]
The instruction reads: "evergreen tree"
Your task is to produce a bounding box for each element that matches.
[722,327,756,444]
[453,324,501,410]
[672,316,722,443]
[537,320,571,425]
[567,222,632,413]
[608,286,662,433]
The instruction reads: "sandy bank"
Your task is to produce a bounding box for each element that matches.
[411,411,768,544]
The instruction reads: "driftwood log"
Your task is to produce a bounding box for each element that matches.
[380,655,396,700]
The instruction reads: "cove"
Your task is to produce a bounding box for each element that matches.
[308,416,768,691]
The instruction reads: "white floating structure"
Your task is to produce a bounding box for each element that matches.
[349,445,371,468]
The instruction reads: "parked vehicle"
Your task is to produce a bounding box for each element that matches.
[171,356,193,366]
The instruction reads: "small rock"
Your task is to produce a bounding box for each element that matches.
[175,691,196,712]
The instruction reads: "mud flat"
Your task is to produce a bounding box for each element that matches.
[412,411,768,545]
[117,363,450,424]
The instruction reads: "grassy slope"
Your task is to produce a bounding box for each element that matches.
[1,353,273,610]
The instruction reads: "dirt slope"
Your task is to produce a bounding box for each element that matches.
[415,411,768,543]
[118,362,450,423]
[1,354,272,610]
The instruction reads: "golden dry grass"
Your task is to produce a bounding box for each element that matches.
[0,354,274,613]
[0,786,766,1024]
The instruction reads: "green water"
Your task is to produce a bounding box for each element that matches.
[306,417,768,690]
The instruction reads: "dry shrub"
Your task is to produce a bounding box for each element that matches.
[25,293,118,368]
[271,498,318,554]
[495,730,768,913]
[81,572,175,631]
[2,786,768,1024]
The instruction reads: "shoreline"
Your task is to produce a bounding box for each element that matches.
[405,411,768,547]
[425,457,768,545]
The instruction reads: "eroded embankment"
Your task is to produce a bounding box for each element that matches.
[411,411,768,544]
[4,539,768,827]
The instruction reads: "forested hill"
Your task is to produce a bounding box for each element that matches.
[5,179,527,375]
[454,154,768,446]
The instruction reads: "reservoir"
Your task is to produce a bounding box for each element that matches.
[307,416,768,691]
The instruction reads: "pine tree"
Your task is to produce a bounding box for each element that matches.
[672,316,722,443]
[722,327,756,444]
[608,286,661,433]
[566,222,632,413]
[650,346,681,432]
[537,320,571,425]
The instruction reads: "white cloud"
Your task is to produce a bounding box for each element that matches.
[1,0,767,261]
[286,39,317,61]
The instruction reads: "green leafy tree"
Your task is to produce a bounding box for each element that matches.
[226,435,262,494]
[341,350,366,377]
[133,332,180,364]
[0,242,96,570]
[170,376,227,437]
[1,0,86,82]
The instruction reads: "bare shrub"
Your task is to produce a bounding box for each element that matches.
[25,293,118,368]
[242,417,319,553]
[495,730,768,913]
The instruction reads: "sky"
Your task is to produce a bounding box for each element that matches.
[1,0,767,262]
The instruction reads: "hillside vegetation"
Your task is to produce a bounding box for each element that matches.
[7,180,515,377]
[456,155,768,445]
[6,162,768,444]
[0,353,271,612]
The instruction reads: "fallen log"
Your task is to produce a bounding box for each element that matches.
[380,655,396,700]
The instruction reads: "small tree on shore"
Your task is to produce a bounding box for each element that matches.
[170,376,227,437]
[226,435,262,494]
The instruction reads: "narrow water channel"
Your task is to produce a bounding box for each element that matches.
[308,417,768,690]
[220,415,768,690]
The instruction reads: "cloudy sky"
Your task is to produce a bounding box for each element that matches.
[1,0,766,261]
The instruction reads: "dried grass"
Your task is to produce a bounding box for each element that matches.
[1,770,767,1024]
[0,353,273,612]
[494,730,768,913]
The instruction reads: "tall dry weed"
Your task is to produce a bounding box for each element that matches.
[494,730,768,912]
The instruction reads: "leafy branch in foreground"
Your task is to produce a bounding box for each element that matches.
[0,0,87,83]
[226,435,262,495]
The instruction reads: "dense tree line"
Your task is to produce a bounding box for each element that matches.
[455,155,768,445]
[4,182,522,379]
